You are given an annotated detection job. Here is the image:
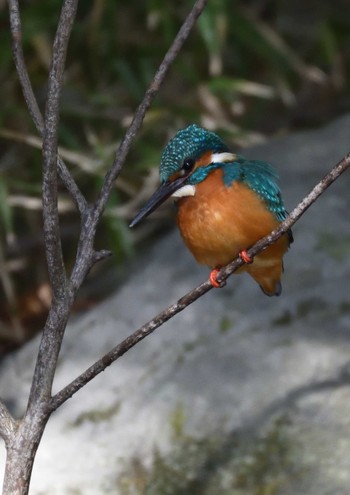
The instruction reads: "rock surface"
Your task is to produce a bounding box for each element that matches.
[1,115,350,494]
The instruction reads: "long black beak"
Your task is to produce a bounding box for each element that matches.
[129,175,187,228]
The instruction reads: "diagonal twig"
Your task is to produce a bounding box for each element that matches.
[91,0,209,225]
[69,0,209,289]
[7,0,87,214]
[49,152,350,411]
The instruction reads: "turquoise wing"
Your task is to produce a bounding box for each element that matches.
[222,157,286,221]
[222,157,293,244]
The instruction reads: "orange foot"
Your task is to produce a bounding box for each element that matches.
[209,268,226,288]
[239,249,253,264]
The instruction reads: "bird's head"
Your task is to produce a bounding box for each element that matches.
[130,124,236,227]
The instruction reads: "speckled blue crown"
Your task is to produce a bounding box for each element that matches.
[159,124,229,183]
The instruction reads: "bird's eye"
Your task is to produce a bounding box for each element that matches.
[182,158,195,173]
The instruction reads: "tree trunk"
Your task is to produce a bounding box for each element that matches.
[2,412,48,495]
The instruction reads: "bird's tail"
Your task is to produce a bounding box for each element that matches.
[259,280,282,297]
[246,262,283,297]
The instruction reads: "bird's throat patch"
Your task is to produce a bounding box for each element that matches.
[171,184,196,198]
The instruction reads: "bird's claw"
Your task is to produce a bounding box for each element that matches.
[209,268,226,288]
[239,250,253,264]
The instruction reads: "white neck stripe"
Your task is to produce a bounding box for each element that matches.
[211,152,237,163]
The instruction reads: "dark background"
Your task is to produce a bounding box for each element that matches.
[0,0,350,350]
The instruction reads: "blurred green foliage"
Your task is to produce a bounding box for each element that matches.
[0,0,350,343]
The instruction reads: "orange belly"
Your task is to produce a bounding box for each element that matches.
[176,169,289,295]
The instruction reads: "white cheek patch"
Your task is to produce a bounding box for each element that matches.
[172,185,196,198]
[211,152,237,163]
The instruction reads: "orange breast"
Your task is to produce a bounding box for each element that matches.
[176,169,289,295]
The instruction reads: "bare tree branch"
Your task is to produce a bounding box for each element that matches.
[7,0,87,215]
[41,0,79,294]
[24,0,80,411]
[69,0,209,290]
[49,152,350,411]
[91,0,209,224]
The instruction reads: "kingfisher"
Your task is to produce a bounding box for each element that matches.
[130,124,292,296]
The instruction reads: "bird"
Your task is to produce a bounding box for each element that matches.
[130,124,292,296]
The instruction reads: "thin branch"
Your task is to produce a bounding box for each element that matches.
[49,152,350,411]
[0,400,17,445]
[91,0,208,224]
[92,249,113,263]
[41,0,79,294]
[7,0,87,214]
[69,0,208,289]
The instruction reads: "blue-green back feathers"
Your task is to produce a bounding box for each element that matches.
[221,156,293,244]
[186,154,288,222]
[222,157,288,222]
